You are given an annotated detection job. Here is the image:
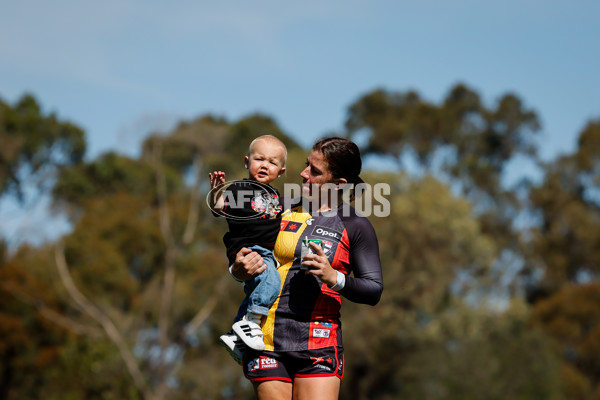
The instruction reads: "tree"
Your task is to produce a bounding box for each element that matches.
[396,300,561,400]
[4,111,302,399]
[0,93,85,202]
[526,121,600,296]
[345,84,540,198]
[340,171,559,399]
[4,87,595,400]
[344,84,542,302]
[532,283,600,400]
[524,121,600,399]
[0,246,69,400]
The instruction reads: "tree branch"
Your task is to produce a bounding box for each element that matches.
[1,282,103,338]
[184,273,231,339]
[151,139,177,394]
[54,241,153,399]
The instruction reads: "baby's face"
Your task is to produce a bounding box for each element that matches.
[245,140,286,185]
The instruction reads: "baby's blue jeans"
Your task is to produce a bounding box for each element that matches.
[233,245,281,322]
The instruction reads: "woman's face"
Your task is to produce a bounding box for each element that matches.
[300,150,335,199]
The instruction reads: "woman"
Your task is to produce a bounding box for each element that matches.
[231,137,383,399]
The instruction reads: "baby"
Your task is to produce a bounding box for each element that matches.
[209,135,286,364]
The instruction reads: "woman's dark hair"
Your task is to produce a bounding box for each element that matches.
[312,137,363,185]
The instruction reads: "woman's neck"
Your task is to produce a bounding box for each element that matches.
[316,204,331,213]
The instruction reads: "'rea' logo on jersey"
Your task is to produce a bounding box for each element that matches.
[248,356,278,372]
[311,225,342,241]
[280,220,303,232]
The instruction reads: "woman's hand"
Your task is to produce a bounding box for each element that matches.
[231,247,266,281]
[301,241,338,287]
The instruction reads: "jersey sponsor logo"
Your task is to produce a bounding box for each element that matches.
[310,356,334,372]
[312,328,331,338]
[311,356,333,364]
[321,240,333,256]
[280,220,303,232]
[311,225,342,241]
[248,356,279,372]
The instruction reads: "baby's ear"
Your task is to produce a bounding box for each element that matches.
[278,167,286,177]
[244,156,249,169]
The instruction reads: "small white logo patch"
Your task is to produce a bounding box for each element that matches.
[312,328,330,338]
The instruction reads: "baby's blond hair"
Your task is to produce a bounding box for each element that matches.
[248,135,288,168]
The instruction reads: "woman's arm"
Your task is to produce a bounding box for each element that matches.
[339,215,383,306]
[301,213,383,306]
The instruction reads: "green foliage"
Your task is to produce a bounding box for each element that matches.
[1,88,599,399]
[52,152,162,214]
[369,171,496,312]
[575,121,600,174]
[0,110,307,399]
[0,248,68,400]
[345,84,540,198]
[0,93,85,201]
[63,193,161,306]
[341,172,507,399]
[345,85,540,309]
[396,301,561,400]
[225,113,302,169]
[44,338,141,400]
[343,294,561,400]
[140,113,302,181]
[532,283,600,399]
[526,120,600,294]
[141,115,230,175]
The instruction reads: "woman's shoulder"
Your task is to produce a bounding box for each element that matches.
[337,204,377,238]
[337,202,370,220]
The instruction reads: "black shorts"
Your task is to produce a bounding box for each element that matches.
[242,346,344,383]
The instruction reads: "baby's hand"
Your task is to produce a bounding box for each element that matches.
[209,171,226,189]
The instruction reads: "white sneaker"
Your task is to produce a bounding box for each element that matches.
[219,331,245,365]
[232,316,265,351]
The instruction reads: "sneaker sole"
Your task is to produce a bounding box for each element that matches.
[219,336,244,365]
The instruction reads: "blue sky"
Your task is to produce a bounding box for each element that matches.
[1,0,599,245]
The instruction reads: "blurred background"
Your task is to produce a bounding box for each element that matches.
[1,1,599,399]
